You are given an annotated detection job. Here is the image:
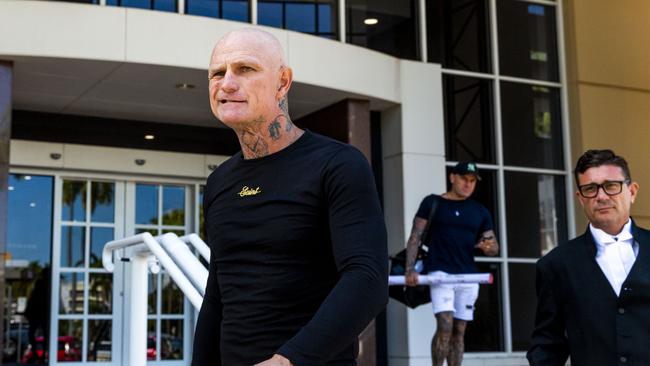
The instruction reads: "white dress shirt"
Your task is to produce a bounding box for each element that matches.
[590,219,638,297]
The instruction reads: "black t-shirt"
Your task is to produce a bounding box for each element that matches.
[416,194,493,274]
[192,131,388,366]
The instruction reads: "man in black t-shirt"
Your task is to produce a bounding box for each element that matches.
[404,162,498,366]
[192,28,388,366]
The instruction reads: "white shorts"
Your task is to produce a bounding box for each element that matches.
[429,271,480,321]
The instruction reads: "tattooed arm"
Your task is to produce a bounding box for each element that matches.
[405,217,428,286]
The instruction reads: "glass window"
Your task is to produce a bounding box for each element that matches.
[443,75,495,163]
[5,175,53,365]
[90,182,115,223]
[57,320,83,362]
[60,273,85,315]
[61,226,86,268]
[497,0,559,81]
[87,320,112,362]
[88,273,113,314]
[136,184,159,225]
[186,0,250,21]
[346,0,419,60]
[505,172,567,258]
[62,180,86,222]
[509,263,537,351]
[161,319,184,360]
[90,228,114,268]
[465,262,504,351]
[258,0,338,39]
[427,0,491,72]
[162,185,185,226]
[107,0,177,12]
[161,273,184,314]
[501,82,563,169]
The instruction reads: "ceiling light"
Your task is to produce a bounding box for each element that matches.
[8,186,14,191]
[144,134,155,140]
[29,202,36,208]
[175,83,195,90]
[24,176,32,181]
[364,18,378,25]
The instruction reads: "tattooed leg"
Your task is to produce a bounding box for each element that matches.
[432,312,453,366]
[447,319,467,366]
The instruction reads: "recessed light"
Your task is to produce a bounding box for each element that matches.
[29,202,36,208]
[144,134,155,140]
[364,18,378,25]
[175,83,195,90]
[24,176,32,181]
[8,186,14,191]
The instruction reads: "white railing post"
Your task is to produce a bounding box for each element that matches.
[129,253,149,366]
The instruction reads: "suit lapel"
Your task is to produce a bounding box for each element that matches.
[624,222,650,286]
[580,227,620,298]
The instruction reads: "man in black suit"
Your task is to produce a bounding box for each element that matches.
[527,149,650,366]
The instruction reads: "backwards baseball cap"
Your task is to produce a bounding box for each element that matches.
[451,162,481,180]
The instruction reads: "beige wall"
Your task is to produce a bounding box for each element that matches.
[564,0,650,229]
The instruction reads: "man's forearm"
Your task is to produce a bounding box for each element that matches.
[405,227,423,272]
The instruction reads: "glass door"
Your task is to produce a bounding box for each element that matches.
[124,182,194,366]
[4,174,54,365]
[50,178,124,365]
[47,177,198,366]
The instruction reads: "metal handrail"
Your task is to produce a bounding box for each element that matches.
[103,232,210,366]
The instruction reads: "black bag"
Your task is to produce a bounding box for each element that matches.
[388,195,439,308]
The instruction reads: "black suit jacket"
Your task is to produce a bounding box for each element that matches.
[527,222,650,366]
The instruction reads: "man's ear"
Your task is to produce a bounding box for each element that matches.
[276,66,293,99]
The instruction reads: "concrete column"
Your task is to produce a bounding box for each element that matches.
[382,60,445,366]
[0,61,12,363]
[294,98,371,161]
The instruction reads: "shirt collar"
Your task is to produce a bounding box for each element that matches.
[590,219,633,246]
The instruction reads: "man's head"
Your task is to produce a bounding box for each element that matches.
[448,162,481,199]
[574,149,638,234]
[208,29,292,128]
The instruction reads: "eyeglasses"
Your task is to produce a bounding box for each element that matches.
[577,180,630,198]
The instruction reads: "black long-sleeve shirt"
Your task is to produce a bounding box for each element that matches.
[192,131,388,365]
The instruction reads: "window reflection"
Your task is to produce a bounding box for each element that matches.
[427,0,491,72]
[258,0,337,39]
[186,0,249,21]
[60,273,84,315]
[57,320,83,362]
[505,172,567,258]
[465,262,503,351]
[136,184,159,225]
[89,273,113,314]
[161,319,184,360]
[497,0,559,81]
[346,0,419,60]
[147,320,157,361]
[107,0,177,12]
[90,182,115,223]
[443,75,495,163]
[61,226,85,268]
[161,273,184,314]
[162,185,185,226]
[501,82,563,169]
[90,228,114,268]
[62,180,86,222]
[87,320,112,362]
[509,263,536,351]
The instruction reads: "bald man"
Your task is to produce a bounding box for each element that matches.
[192,29,388,366]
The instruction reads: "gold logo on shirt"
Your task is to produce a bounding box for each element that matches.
[238,186,261,197]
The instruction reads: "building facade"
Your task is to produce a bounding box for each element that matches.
[1,0,647,365]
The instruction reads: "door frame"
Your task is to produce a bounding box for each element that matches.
[10,167,206,366]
